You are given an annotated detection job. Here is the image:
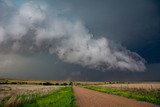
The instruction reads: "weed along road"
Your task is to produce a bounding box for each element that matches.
[73,87,159,107]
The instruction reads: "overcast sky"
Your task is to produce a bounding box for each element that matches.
[0,0,160,81]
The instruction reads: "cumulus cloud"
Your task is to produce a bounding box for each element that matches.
[0,1,146,72]
[54,27,146,71]
[2,1,47,40]
[19,2,46,23]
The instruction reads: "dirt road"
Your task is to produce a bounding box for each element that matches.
[73,87,159,107]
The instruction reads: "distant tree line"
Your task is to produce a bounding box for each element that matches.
[0,80,73,86]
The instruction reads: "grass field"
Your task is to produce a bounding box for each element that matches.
[0,85,62,107]
[22,87,76,107]
[0,85,61,100]
[100,83,160,89]
[0,84,75,107]
[0,80,160,106]
[85,85,160,105]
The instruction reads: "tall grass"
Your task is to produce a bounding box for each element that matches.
[0,87,76,107]
[85,86,160,105]
[0,89,54,107]
[22,87,76,107]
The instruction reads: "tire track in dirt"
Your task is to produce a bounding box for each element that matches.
[74,87,159,107]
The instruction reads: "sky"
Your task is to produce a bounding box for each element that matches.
[0,0,160,81]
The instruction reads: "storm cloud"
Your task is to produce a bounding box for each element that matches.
[0,0,146,72]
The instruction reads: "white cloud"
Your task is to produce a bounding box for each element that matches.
[5,1,46,40]
[35,18,74,45]
[6,16,28,39]
[55,30,146,71]
[19,1,46,24]
[0,1,146,72]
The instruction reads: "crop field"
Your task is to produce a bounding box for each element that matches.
[100,83,160,89]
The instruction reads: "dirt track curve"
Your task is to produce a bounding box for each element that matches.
[73,87,159,107]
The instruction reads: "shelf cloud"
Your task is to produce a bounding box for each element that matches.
[0,1,146,72]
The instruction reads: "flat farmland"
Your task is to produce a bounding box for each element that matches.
[100,83,160,89]
[0,85,61,100]
[0,84,75,107]
[0,82,160,107]
[85,83,160,105]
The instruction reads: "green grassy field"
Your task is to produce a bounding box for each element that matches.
[1,81,160,107]
[85,86,160,105]
[22,87,76,107]
[0,86,76,107]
